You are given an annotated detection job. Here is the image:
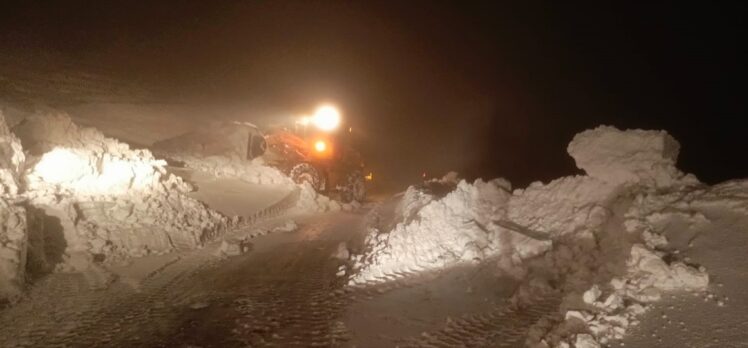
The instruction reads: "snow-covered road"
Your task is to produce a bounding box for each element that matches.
[0,212,360,347]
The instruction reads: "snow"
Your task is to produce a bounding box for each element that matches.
[294,182,360,213]
[0,198,26,302]
[0,112,230,298]
[0,112,27,301]
[273,220,298,233]
[567,125,697,187]
[167,154,292,186]
[333,242,350,260]
[0,113,24,197]
[219,237,253,256]
[507,175,621,238]
[350,178,551,284]
[175,169,293,217]
[349,125,742,347]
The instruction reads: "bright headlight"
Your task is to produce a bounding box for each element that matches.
[312,105,341,131]
[314,140,327,152]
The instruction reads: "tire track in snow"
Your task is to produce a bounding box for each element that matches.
[0,188,301,347]
[397,294,561,348]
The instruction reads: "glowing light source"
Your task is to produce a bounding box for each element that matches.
[365,172,373,181]
[312,105,341,131]
[314,140,327,152]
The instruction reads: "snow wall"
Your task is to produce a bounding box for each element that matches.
[350,125,745,348]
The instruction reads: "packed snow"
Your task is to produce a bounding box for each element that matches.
[348,125,746,347]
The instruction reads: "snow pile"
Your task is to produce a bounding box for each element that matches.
[14,113,168,196]
[514,128,715,347]
[567,126,697,187]
[15,113,228,260]
[350,178,551,284]
[351,125,723,347]
[0,112,27,301]
[168,154,292,186]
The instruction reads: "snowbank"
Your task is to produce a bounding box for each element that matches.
[15,113,228,260]
[350,178,551,284]
[350,126,732,347]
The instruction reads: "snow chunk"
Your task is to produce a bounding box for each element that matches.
[333,242,350,260]
[627,244,709,292]
[567,126,694,187]
[272,220,298,233]
[219,237,252,256]
[575,334,600,348]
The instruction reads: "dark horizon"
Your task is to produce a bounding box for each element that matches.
[1,1,745,189]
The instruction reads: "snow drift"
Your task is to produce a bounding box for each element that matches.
[349,125,741,347]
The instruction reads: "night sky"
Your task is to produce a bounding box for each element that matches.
[1,1,745,188]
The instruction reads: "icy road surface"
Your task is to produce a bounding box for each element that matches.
[0,209,558,348]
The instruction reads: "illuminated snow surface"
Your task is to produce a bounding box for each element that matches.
[2,106,748,348]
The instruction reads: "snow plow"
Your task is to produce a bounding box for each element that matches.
[261,105,367,203]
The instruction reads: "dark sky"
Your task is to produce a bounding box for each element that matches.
[1,1,746,188]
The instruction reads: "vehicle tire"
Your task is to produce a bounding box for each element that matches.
[340,170,366,203]
[247,133,267,159]
[289,163,324,191]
